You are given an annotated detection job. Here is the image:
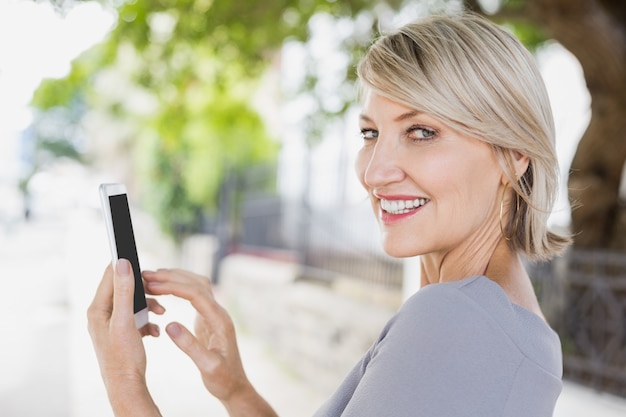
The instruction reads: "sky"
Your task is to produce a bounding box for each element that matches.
[0,0,114,181]
[0,0,114,126]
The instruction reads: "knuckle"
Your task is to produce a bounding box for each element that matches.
[178,332,196,351]
[115,277,134,293]
[86,304,98,322]
[86,307,104,334]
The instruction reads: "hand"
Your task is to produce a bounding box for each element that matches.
[87,259,165,416]
[142,268,278,417]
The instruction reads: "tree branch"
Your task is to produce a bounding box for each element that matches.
[463,0,484,14]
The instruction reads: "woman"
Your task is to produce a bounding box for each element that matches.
[88,12,570,417]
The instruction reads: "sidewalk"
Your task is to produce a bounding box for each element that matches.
[2,206,626,416]
[556,381,626,417]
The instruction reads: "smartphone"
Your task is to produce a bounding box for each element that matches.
[99,183,149,329]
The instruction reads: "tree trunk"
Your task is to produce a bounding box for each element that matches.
[477,0,626,251]
[568,95,626,250]
[532,0,626,251]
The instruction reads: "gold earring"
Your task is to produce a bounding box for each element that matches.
[499,183,520,241]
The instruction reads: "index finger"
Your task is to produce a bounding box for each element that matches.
[143,269,222,321]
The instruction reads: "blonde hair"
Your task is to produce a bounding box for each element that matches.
[357,13,571,261]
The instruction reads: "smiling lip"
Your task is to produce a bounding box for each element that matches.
[376,195,429,225]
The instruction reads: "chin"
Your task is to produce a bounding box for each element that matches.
[384,250,420,259]
[381,239,425,259]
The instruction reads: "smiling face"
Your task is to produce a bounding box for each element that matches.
[356,91,505,259]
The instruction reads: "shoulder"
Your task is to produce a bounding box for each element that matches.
[384,276,513,351]
[406,275,509,312]
[348,277,539,416]
[330,277,562,417]
[393,276,505,333]
[379,276,561,377]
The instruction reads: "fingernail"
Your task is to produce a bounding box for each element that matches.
[116,259,131,275]
[167,323,181,337]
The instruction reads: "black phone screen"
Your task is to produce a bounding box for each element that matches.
[109,194,148,314]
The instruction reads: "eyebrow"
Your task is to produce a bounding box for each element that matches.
[359,111,421,123]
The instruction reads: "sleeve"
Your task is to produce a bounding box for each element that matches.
[337,284,525,417]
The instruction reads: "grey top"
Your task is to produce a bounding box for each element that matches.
[313,276,563,417]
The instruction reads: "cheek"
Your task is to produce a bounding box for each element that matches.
[354,148,370,188]
[425,151,499,209]
[442,157,501,217]
[416,153,462,195]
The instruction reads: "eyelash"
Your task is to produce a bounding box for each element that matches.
[359,129,378,140]
[407,125,437,141]
[359,125,438,141]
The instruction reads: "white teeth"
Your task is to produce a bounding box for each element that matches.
[380,198,429,214]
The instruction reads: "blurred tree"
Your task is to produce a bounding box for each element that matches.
[29,0,402,239]
[466,0,626,251]
[38,0,626,251]
[20,90,87,209]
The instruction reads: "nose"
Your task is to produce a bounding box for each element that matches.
[360,138,406,188]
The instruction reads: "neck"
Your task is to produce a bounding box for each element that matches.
[419,237,544,319]
[419,223,502,286]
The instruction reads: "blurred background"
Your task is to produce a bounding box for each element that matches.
[1,0,626,416]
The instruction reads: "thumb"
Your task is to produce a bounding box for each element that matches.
[111,258,135,327]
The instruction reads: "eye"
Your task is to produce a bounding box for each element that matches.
[360,128,379,140]
[407,125,437,141]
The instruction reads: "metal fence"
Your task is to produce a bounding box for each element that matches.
[227,164,403,288]
[295,203,403,288]
[236,196,403,288]
[528,250,626,398]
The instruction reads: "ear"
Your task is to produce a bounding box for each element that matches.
[502,151,530,184]
[512,151,530,180]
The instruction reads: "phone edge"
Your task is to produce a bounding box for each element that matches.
[99,183,149,329]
